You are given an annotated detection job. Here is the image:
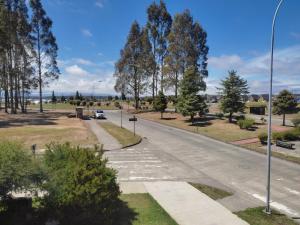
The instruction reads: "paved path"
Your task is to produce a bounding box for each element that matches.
[231,138,259,145]
[104,111,300,221]
[84,119,121,150]
[144,181,249,225]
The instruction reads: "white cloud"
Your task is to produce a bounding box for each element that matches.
[208,45,300,94]
[81,29,93,37]
[74,58,94,66]
[95,0,104,8]
[65,65,89,76]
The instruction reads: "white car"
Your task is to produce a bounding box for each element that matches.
[94,110,105,119]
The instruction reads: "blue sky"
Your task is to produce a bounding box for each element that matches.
[41,0,300,96]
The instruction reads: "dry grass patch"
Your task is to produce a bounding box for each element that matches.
[0,111,98,149]
[137,111,267,142]
[99,122,141,148]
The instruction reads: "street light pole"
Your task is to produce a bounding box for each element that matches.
[266,0,284,214]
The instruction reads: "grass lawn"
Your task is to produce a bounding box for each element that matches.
[0,111,98,149]
[99,122,141,147]
[189,183,233,200]
[137,111,266,142]
[236,207,298,225]
[120,194,178,225]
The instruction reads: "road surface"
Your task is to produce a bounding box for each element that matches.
[103,110,300,219]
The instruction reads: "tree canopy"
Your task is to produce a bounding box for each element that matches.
[177,66,207,121]
[219,70,249,123]
[273,90,298,126]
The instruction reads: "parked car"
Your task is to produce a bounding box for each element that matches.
[94,110,105,119]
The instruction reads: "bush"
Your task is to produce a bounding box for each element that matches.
[76,100,81,106]
[97,102,101,107]
[292,117,300,127]
[106,102,110,106]
[42,143,120,224]
[114,101,121,108]
[273,129,300,141]
[0,141,33,199]
[81,101,86,106]
[237,118,255,130]
[258,133,268,144]
[216,113,224,119]
[272,132,284,141]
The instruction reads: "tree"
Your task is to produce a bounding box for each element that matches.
[30,0,59,113]
[177,67,207,121]
[273,90,297,126]
[114,22,151,110]
[153,91,167,119]
[165,10,208,99]
[218,71,249,123]
[60,95,66,102]
[147,0,172,95]
[51,90,57,103]
[75,90,80,100]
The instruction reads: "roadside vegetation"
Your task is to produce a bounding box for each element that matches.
[99,122,142,148]
[236,207,298,225]
[189,183,233,200]
[0,141,178,225]
[120,194,178,225]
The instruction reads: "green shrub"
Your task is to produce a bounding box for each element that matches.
[272,132,284,141]
[258,132,268,144]
[42,143,120,224]
[114,101,121,108]
[0,141,33,199]
[76,100,81,106]
[237,118,255,130]
[81,101,86,106]
[216,113,224,119]
[292,117,300,127]
[97,102,101,107]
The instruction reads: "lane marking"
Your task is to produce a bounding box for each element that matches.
[109,160,162,163]
[284,187,300,196]
[251,193,299,217]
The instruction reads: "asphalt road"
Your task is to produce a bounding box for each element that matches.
[104,110,300,219]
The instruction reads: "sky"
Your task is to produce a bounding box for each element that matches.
[39,0,300,96]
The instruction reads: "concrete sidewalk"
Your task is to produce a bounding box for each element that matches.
[84,119,121,150]
[143,181,249,225]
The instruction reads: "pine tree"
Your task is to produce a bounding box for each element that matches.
[218,71,249,123]
[30,0,59,113]
[153,91,167,119]
[273,90,297,126]
[51,90,57,103]
[177,67,207,121]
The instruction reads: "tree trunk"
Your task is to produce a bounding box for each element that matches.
[283,113,286,126]
[229,112,233,123]
[161,111,163,119]
[160,57,164,93]
[37,28,43,113]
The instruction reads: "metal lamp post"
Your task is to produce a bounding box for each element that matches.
[266,0,284,214]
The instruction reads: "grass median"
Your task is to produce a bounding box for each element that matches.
[189,183,233,200]
[99,122,141,148]
[236,207,298,225]
[120,194,178,225]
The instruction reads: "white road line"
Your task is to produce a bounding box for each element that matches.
[284,187,300,195]
[109,160,162,163]
[251,193,299,217]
